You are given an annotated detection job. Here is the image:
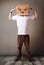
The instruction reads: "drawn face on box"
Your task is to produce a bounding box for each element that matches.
[16,4,29,15]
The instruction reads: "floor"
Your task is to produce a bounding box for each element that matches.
[0,56,44,65]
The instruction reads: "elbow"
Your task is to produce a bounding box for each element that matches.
[35,16,38,19]
[35,14,39,20]
[8,17,11,20]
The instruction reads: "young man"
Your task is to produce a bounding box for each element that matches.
[9,4,38,62]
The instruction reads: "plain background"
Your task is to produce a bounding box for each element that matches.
[0,0,44,56]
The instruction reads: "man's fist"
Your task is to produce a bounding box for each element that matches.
[10,8,16,13]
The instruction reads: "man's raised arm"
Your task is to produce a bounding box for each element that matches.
[8,8,15,20]
[34,9,38,19]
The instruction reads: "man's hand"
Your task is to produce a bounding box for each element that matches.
[10,8,16,13]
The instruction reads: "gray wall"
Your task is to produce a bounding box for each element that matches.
[0,0,44,55]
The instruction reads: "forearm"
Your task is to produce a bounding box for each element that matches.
[34,10,38,19]
[9,12,12,20]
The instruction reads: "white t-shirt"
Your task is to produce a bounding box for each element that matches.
[12,15,35,35]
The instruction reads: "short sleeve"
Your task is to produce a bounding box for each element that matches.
[12,15,17,20]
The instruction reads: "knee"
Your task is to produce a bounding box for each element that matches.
[26,48,29,52]
[18,44,22,49]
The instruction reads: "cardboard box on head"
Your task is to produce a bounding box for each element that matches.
[16,4,30,16]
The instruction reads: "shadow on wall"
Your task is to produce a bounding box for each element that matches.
[0,0,44,56]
